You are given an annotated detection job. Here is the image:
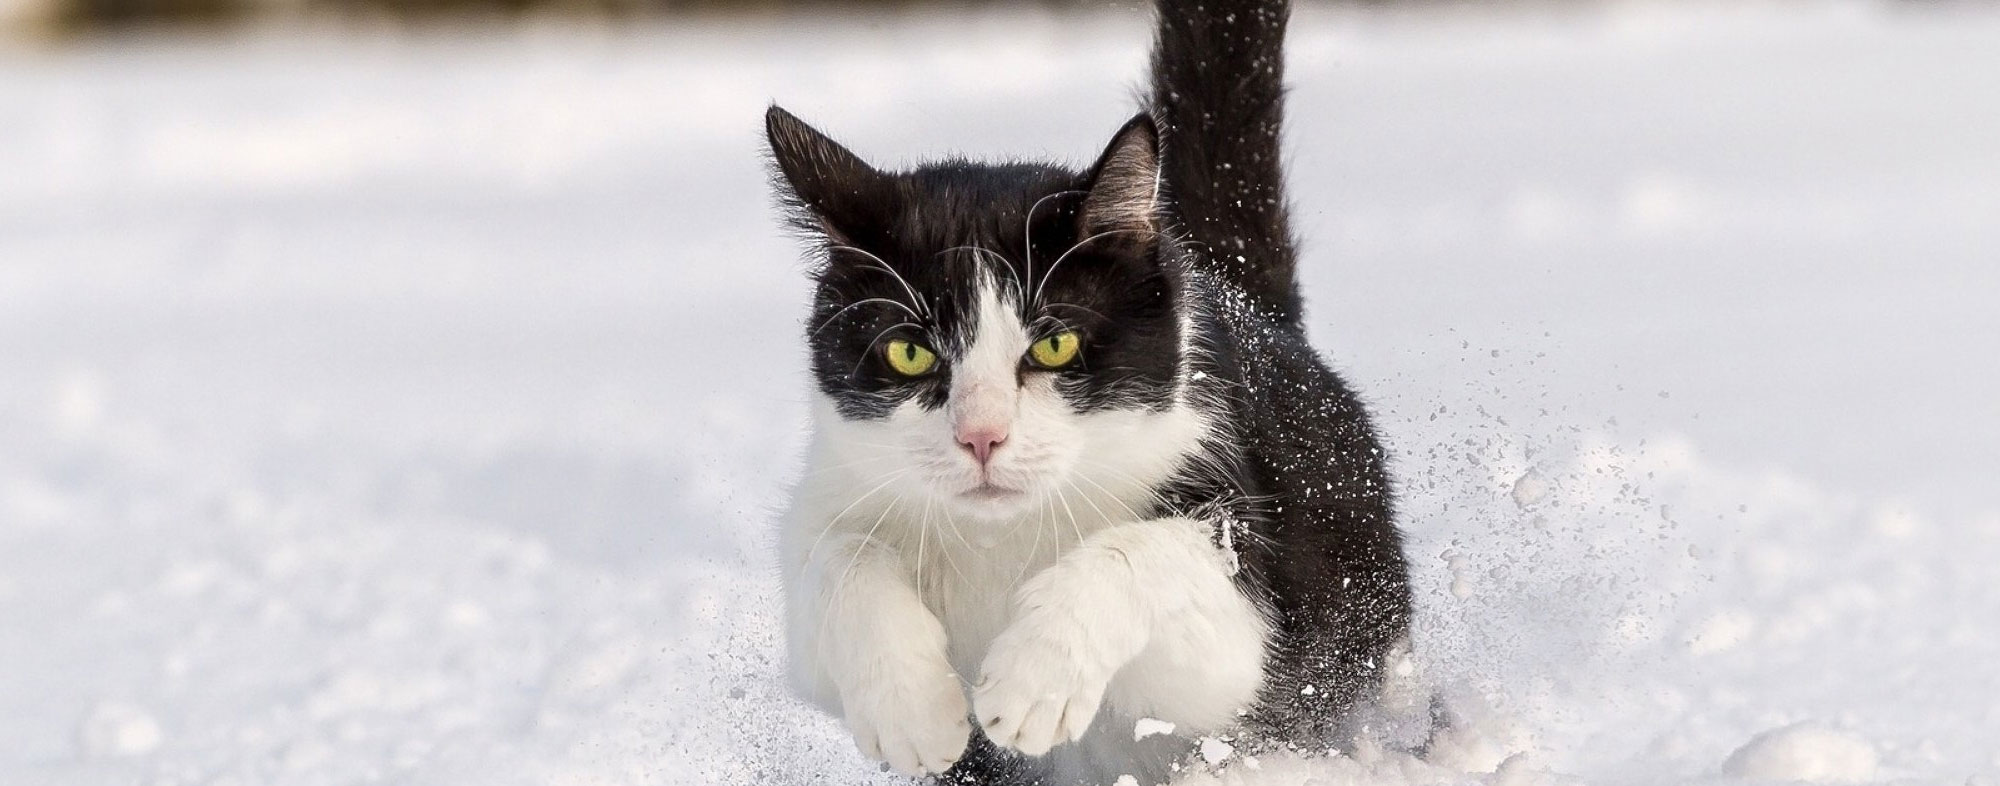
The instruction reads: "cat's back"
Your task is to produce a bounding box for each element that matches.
[1199,281,1388,497]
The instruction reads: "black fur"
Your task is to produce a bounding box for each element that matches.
[765,0,1411,779]
[769,109,1184,422]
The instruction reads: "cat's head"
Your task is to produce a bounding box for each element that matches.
[767,106,1208,523]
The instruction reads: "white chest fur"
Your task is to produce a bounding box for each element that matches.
[780,391,1272,783]
[784,426,1165,680]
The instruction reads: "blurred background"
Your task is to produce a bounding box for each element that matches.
[2,0,1997,784]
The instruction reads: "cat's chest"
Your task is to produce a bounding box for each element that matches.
[905,520,1074,678]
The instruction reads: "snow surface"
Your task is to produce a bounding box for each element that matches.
[3,3,1998,784]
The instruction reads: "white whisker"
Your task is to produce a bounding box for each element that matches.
[811,297,922,336]
[942,243,1027,307]
[1054,482,1086,547]
[1033,227,1162,306]
[829,244,930,318]
[1072,468,1148,524]
[936,504,971,585]
[798,469,913,585]
[1066,478,1123,528]
[1041,301,1116,325]
[915,500,929,610]
[1021,189,1087,309]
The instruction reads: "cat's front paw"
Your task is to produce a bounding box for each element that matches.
[972,622,1113,756]
[840,659,971,776]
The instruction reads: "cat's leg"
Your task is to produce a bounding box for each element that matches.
[971,516,1267,756]
[791,532,972,776]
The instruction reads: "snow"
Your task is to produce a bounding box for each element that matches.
[3,3,1999,785]
[1722,723,1880,784]
[77,703,165,759]
[1199,738,1236,768]
[1136,718,1179,741]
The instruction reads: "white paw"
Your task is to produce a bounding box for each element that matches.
[973,621,1113,756]
[840,659,971,776]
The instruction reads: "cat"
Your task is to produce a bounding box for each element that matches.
[765,0,1414,782]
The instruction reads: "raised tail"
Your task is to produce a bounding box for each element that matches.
[1148,0,1302,322]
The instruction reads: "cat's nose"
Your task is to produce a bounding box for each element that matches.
[956,425,1008,465]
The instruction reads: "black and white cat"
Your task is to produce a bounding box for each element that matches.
[766,0,1414,783]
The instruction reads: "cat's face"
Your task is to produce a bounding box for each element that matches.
[769,108,1206,522]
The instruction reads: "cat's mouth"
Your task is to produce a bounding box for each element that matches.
[959,482,1023,502]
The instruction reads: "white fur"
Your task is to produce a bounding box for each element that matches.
[782,273,1270,779]
[975,516,1271,755]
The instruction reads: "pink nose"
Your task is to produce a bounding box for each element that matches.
[956,425,1008,465]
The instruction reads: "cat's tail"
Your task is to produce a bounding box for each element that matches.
[1148,0,1302,322]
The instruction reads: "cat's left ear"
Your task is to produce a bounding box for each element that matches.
[765,105,889,242]
[1078,112,1163,242]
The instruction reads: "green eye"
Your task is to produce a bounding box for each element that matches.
[884,339,938,376]
[1028,330,1082,369]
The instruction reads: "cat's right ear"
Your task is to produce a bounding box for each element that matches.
[765,105,886,243]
